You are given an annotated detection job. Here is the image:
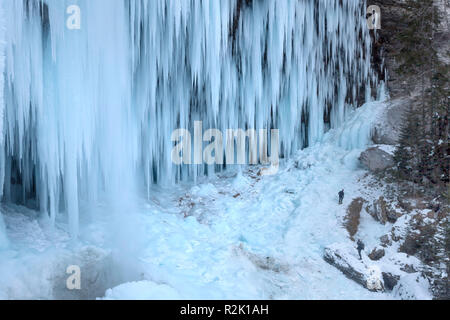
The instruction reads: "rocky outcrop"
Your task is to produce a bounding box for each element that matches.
[324,244,385,292]
[366,196,402,224]
[359,147,395,172]
[366,197,388,224]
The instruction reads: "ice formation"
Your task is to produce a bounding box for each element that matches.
[0,0,377,237]
[0,0,8,249]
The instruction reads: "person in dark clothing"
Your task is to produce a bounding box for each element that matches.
[338,189,344,204]
[357,239,365,260]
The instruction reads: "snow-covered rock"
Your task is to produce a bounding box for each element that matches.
[359,147,395,172]
[323,243,384,292]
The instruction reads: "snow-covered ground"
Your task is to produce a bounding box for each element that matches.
[0,100,432,300]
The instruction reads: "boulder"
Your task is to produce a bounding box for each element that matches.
[368,247,385,261]
[324,243,384,292]
[359,147,395,172]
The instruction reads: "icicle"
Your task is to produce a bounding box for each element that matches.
[0,0,8,249]
[1,0,378,237]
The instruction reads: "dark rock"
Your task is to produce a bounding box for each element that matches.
[359,147,395,172]
[368,247,385,261]
[382,272,400,291]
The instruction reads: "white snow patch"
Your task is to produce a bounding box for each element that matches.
[103,281,183,300]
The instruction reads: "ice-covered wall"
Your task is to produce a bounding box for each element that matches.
[0,0,8,249]
[0,0,6,200]
[1,0,377,236]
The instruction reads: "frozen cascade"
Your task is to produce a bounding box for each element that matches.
[0,0,9,249]
[0,0,378,237]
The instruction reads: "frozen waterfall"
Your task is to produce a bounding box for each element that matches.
[0,0,377,237]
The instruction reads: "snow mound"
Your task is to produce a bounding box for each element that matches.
[103,281,183,300]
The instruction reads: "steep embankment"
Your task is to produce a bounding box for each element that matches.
[354,0,450,299]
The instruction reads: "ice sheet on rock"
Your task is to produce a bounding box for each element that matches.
[0,0,7,245]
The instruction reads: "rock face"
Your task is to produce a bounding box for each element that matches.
[323,244,384,292]
[366,197,388,224]
[366,196,403,224]
[372,98,408,145]
[359,147,395,172]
